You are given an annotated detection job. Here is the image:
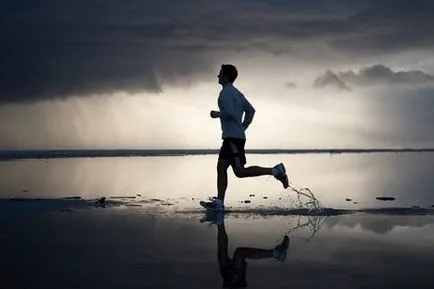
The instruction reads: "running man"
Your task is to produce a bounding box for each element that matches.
[201,64,289,211]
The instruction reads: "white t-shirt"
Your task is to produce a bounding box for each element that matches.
[217,83,255,139]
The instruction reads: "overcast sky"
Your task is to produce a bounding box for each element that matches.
[1,0,434,149]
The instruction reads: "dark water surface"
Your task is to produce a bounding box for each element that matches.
[2,208,434,289]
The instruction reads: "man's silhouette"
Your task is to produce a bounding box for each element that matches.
[201,64,289,211]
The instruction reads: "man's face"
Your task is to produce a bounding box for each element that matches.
[217,69,226,85]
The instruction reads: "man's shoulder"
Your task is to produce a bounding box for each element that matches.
[220,85,235,96]
[220,85,247,103]
[223,84,245,96]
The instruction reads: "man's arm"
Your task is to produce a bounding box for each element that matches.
[242,97,255,130]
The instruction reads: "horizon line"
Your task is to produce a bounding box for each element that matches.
[1,147,434,161]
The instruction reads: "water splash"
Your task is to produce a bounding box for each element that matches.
[288,183,322,211]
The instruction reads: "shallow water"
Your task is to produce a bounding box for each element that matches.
[1,153,434,210]
[2,153,434,288]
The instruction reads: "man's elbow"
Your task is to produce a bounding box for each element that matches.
[245,108,255,115]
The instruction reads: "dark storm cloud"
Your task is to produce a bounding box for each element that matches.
[335,0,434,54]
[2,0,434,103]
[313,64,434,90]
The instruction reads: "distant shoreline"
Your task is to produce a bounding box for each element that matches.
[1,148,434,161]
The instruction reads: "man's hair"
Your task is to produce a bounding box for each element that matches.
[221,64,238,83]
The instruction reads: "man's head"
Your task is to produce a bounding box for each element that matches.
[218,64,238,85]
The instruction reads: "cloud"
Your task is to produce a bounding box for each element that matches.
[313,70,351,91]
[2,0,434,103]
[313,64,434,90]
[0,44,216,103]
[340,65,434,86]
[337,0,434,55]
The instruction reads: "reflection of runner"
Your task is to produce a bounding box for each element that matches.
[203,212,289,288]
[202,64,288,212]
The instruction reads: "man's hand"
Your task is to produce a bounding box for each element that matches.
[210,110,220,118]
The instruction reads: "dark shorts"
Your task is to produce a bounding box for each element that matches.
[218,138,246,168]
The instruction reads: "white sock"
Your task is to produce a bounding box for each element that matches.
[214,199,223,206]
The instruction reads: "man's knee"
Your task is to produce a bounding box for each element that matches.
[233,166,246,178]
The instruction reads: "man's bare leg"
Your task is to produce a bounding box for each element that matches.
[217,159,231,202]
[231,162,289,189]
[232,165,273,178]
